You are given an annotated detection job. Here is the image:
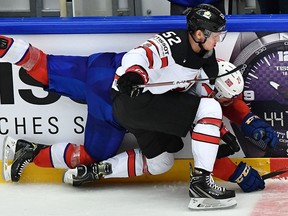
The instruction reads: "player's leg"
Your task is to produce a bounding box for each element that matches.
[2,136,47,182]
[3,112,126,182]
[61,61,131,185]
[213,157,265,193]
[0,35,91,101]
[63,132,182,186]
[2,136,94,182]
[63,150,175,186]
[30,55,125,168]
[33,143,94,169]
[0,35,48,84]
[189,98,236,210]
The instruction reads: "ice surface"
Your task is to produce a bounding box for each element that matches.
[0,179,287,216]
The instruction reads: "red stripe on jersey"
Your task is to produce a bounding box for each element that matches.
[202,83,214,97]
[216,58,225,62]
[114,74,120,80]
[192,132,220,145]
[148,40,159,53]
[197,117,222,128]
[140,46,153,69]
[127,149,136,177]
[161,56,168,68]
[148,40,169,68]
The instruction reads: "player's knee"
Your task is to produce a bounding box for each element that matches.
[85,147,115,162]
[195,98,222,122]
[146,152,174,175]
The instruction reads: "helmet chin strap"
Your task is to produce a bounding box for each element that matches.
[198,42,209,57]
[190,32,213,58]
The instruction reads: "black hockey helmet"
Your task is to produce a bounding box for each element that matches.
[186,4,226,36]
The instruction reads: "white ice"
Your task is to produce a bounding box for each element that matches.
[1,179,287,216]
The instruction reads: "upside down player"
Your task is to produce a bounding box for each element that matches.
[1,4,277,210]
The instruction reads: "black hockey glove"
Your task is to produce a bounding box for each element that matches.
[217,132,240,159]
[217,144,235,159]
[117,65,148,97]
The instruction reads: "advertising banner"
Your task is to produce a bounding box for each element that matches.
[228,32,288,158]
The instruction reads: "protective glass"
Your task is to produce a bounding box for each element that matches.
[210,31,227,42]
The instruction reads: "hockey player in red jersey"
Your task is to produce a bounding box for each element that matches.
[1,4,277,210]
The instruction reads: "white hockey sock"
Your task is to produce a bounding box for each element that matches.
[103,149,144,178]
[192,122,220,172]
[50,142,71,168]
[103,149,174,178]
[192,98,222,172]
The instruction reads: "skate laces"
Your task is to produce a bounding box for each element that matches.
[206,174,225,192]
[16,159,31,177]
[13,143,35,179]
[91,164,100,176]
[91,163,112,178]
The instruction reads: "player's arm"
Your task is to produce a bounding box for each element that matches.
[222,94,250,125]
[116,33,175,96]
[222,95,277,148]
[213,157,265,193]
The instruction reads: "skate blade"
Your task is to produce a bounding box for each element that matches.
[188,197,237,210]
[2,136,17,181]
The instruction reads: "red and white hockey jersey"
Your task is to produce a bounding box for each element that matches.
[112,29,218,95]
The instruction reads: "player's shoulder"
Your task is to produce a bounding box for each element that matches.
[156,29,191,64]
[158,29,187,38]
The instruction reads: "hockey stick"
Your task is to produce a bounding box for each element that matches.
[262,166,288,180]
[246,137,267,151]
[134,64,244,88]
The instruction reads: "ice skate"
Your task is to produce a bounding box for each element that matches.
[188,168,237,210]
[2,136,45,182]
[63,162,112,186]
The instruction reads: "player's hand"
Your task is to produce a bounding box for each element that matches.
[217,132,240,158]
[229,162,265,192]
[216,144,235,158]
[117,65,148,97]
[241,113,278,148]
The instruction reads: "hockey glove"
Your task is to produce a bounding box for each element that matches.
[117,65,148,97]
[222,131,240,151]
[229,162,265,192]
[217,125,240,158]
[217,144,235,159]
[241,113,278,148]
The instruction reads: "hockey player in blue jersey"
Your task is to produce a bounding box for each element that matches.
[1,49,127,174]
